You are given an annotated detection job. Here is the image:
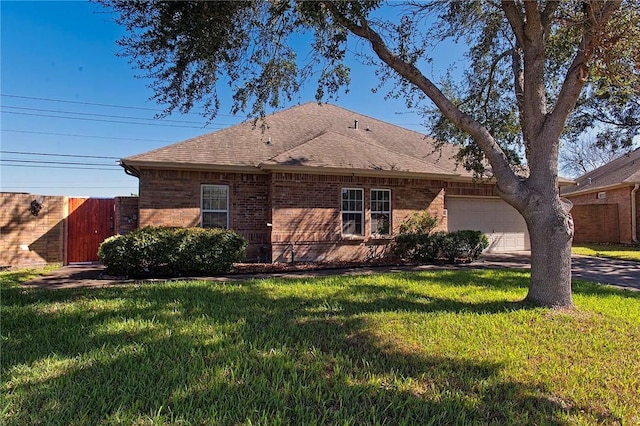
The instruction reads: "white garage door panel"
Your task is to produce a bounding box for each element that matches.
[447,197,530,252]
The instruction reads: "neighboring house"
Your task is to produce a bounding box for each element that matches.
[120,103,530,262]
[562,147,640,244]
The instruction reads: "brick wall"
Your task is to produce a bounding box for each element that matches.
[0,193,67,267]
[138,169,271,260]
[115,196,139,235]
[566,186,635,243]
[571,204,620,243]
[137,169,502,263]
[269,173,448,262]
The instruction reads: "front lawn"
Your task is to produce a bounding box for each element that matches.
[572,243,640,261]
[2,268,639,425]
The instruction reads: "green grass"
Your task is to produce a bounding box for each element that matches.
[2,267,639,425]
[572,243,640,261]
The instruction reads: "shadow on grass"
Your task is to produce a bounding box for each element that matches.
[3,278,624,425]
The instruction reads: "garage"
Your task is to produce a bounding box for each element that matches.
[446,197,530,252]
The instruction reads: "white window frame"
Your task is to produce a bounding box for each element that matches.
[370,189,391,236]
[341,188,364,236]
[201,184,229,229]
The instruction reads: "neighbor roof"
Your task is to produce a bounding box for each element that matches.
[561,147,640,196]
[121,102,472,179]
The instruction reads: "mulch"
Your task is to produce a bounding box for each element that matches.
[229,258,417,275]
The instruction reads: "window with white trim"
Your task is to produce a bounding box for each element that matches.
[370,189,391,236]
[201,184,229,229]
[341,188,363,236]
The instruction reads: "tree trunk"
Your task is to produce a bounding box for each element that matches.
[522,196,574,308]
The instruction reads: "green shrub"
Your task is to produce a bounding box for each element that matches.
[97,235,135,276]
[398,210,440,234]
[98,227,247,276]
[452,230,490,261]
[392,229,488,263]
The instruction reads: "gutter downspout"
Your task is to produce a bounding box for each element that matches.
[632,184,639,244]
[119,160,140,178]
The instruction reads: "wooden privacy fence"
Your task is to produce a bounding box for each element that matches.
[67,198,116,263]
[0,193,139,267]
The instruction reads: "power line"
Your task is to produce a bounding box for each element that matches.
[1,164,121,171]
[1,129,175,143]
[2,159,119,167]
[1,110,209,129]
[1,150,120,160]
[0,93,239,117]
[2,105,236,126]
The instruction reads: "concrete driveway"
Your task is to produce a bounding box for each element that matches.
[570,255,640,291]
[474,253,640,292]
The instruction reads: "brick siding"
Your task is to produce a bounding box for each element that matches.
[571,203,619,243]
[0,193,66,267]
[268,173,451,262]
[566,186,637,243]
[138,169,271,260]
[115,196,139,235]
[137,169,504,263]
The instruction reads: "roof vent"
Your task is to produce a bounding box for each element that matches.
[587,177,592,185]
[354,120,359,130]
[265,136,272,145]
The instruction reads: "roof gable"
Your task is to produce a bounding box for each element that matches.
[122,102,470,178]
[562,148,640,195]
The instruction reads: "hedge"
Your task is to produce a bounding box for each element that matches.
[98,226,247,276]
[393,230,489,263]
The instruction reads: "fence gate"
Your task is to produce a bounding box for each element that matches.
[67,198,115,263]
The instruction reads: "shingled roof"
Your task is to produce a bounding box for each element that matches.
[562,147,640,196]
[121,102,471,179]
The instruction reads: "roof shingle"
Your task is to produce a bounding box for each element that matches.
[561,147,640,196]
[122,102,470,178]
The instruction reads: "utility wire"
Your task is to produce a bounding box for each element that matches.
[3,110,423,129]
[2,105,236,126]
[1,110,209,129]
[1,164,121,171]
[1,150,120,160]
[1,129,174,143]
[1,94,426,127]
[1,93,239,117]
[2,159,120,167]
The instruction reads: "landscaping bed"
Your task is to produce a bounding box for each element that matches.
[230,257,416,274]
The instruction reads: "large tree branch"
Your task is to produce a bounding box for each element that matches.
[523,1,543,32]
[482,48,515,113]
[511,47,527,156]
[321,1,523,198]
[501,1,525,47]
[508,1,547,149]
[540,1,560,36]
[544,0,622,141]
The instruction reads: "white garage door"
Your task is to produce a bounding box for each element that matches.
[447,197,530,252]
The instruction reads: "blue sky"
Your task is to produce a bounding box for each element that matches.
[3,1,453,197]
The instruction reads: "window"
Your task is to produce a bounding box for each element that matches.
[201,185,229,229]
[341,188,363,236]
[371,189,391,236]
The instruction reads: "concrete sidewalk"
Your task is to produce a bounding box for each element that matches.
[20,252,639,292]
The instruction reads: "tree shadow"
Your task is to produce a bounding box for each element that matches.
[3,280,623,425]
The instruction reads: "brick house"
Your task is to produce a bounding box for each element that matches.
[120,103,530,262]
[562,148,640,244]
